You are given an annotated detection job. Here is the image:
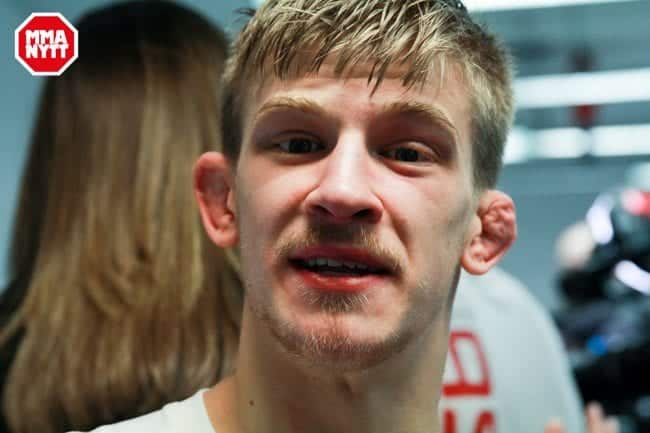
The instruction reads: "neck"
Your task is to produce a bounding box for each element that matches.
[206,304,450,433]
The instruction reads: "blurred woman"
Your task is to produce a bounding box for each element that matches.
[0,2,242,432]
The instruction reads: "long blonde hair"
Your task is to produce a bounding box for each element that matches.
[1,2,242,432]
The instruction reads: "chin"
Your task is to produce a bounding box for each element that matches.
[269,308,414,371]
[247,276,429,370]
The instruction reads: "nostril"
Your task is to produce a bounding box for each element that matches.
[354,209,373,219]
[309,204,379,223]
[304,188,383,223]
[313,205,330,217]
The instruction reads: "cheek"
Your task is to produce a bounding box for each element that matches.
[237,157,279,221]
[235,161,314,249]
[382,176,472,264]
[385,174,468,228]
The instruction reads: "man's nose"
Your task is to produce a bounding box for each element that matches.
[303,134,383,224]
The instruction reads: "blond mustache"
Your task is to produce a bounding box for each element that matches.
[274,223,404,276]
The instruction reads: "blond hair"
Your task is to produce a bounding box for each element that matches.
[1,2,242,432]
[222,0,514,189]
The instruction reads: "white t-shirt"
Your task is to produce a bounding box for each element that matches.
[440,268,584,433]
[71,269,583,433]
[70,389,215,433]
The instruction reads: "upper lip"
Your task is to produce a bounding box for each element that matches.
[288,245,391,273]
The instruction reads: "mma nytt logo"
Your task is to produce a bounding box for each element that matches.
[15,13,78,76]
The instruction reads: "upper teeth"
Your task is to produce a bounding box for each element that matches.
[305,258,370,270]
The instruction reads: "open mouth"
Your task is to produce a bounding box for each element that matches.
[289,257,389,277]
[286,246,393,293]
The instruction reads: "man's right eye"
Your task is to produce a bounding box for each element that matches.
[277,138,323,154]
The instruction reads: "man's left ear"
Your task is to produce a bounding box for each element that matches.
[461,190,517,275]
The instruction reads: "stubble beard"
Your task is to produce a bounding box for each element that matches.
[241,221,448,370]
[247,277,438,371]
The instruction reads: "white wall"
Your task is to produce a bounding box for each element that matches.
[0,1,41,288]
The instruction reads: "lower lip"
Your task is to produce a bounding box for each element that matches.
[292,266,389,293]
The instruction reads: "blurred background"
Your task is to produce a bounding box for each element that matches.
[1,0,650,429]
[2,0,649,308]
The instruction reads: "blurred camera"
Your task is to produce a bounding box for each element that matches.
[556,166,650,433]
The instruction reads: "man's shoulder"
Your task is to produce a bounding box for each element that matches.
[454,268,544,315]
[68,389,214,433]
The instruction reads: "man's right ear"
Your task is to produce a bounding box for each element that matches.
[194,152,238,248]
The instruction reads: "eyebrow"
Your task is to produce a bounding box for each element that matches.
[380,101,459,143]
[254,97,458,143]
[255,96,335,124]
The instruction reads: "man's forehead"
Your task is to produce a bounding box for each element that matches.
[240,59,471,146]
[243,57,469,121]
[250,52,465,92]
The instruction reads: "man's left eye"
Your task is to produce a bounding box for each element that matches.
[278,138,323,154]
[381,146,433,163]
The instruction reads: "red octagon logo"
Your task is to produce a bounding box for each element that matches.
[15,13,78,76]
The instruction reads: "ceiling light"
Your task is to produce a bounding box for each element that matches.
[503,123,650,164]
[464,0,636,11]
[515,68,650,109]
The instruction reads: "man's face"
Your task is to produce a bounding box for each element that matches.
[232,60,479,369]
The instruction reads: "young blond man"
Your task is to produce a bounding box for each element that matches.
[74,1,616,432]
